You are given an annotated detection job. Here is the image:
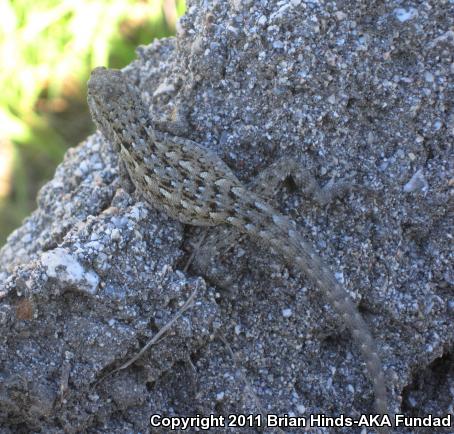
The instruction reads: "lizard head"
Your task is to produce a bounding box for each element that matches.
[87,67,128,109]
[87,67,150,148]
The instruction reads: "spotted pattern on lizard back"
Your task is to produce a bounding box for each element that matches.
[87,67,390,431]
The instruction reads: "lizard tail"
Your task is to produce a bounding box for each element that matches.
[227,191,390,428]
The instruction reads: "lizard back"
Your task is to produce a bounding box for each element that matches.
[88,67,246,226]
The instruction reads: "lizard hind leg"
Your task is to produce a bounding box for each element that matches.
[187,157,315,288]
[189,156,356,290]
[249,156,356,207]
[185,225,245,291]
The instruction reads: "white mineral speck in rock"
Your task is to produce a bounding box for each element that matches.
[129,207,141,220]
[403,169,428,193]
[111,228,121,241]
[41,248,99,294]
[394,8,418,22]
[258,15,267,26]
[296,404,306,414]
[424,71,434,83]
[334,271,345,284]
[282,308,292,318]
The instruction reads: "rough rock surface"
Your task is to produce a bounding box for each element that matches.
[1,1,453,433]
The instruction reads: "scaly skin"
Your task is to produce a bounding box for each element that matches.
[87,67,390,433]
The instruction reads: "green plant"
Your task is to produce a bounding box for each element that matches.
[0,0,185,246]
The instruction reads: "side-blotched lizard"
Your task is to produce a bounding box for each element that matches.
[87,66,390,431]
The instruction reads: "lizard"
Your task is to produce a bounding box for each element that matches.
[87,66,391,432]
